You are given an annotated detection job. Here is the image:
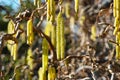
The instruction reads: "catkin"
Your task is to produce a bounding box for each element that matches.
[56,12,62,60]
[91,25,96,41]
[113,0,117,17]
[42,38,49,72]
[27,19,34,46]
[47,0,55,22]
[48,66,56,80]
[51,25,56,47]
[116,0,120,18]
[27,48,34,70]
[60,15,65,59]
[74,0,79,13]
[34,0,37,6]
[113,17,120,35]
[56,11,65,60]
[34,0,41,8]
[113,0,120,59]
[65,2,70,18]
[38,67,46,80]
[116,32,120,59]
[7,20,15,51]
[11,43,18,60]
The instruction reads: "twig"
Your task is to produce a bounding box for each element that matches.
[61,55,90,62]
[30,3,47,19]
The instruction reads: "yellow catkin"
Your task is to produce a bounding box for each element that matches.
[65,2,70,18]
[74,0,79,13]
[113,0,117,17]
[50,0,55,22]
[47,0,55,22]
[90,25,96,41]
[7,20,15,51]
[116,32,120,59]
[20,24,25,43]
[56,11,65,60]
[27,19,34,46]
[113,17,120,35]
[34,0,37,6]
[116,0,120,18]
[113,0,120,59]
[60,15,65,59]
[79,15,85,26]
[56,12,62,60]
[51,25,56,47]
[27,48,34,70]
[38,67,46,80]
[47,0,51,21]
[11,43,18,60]
[48,66,56,80]
[44,21,52,36]
[42,38,49,72]
[37,0,41,8]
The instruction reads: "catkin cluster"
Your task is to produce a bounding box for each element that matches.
[113,0,120,59]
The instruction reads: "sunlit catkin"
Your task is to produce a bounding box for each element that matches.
[116,0,120,18]
[37,0,41,8]
[11,43,18,60]
[34,0,37,6]
[65,2,70,18]
[116,32,120,59]
[44,21,52,36]
[113,0,120,59]
[90,25,96,41]
[27,48,34,70]
[47,0,55,22]
[38,67,46,80]
[113,17,120,35]
[113,0,117,17]
[7,20,15,51]
[51,25,56,47]
[60,15,65,59]
[27,19,34,46]
[42,38,49,72]
[48,66,56,80]
[74,0,79,13]
[56,11,65,60]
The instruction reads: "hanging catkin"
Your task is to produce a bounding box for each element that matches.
[27,19,34,46]
[56,11,65,60]
[38,67,46,80]
[7,20,15,51]
[48,66,56,80]
[27,48,34,70]
[74,0,79,13]
[42,38,49,72]
[47,0,55,22]
[113,0,120,59]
